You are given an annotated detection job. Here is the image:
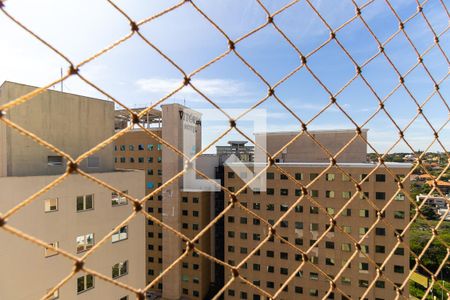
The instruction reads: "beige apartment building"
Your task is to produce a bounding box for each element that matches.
[224,131,411,300]
[0,81,145,300]
[113,104,212,300]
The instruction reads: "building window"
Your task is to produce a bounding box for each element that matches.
[157,144,162,151]
[87,156,100,168]
[45,241,59,257]
[359,280,369,288]
[359,227,369,236]
[394,265,404,273]
[325,258,335,266]
[129,145,134,151]
[295,222,303,229]
[120,157,125,163]
[326,173,335,181]
[359,191,369,200]
[310,190,319,197]
[138,157,144,163]
[394,248,404,256]
[76,194,94,212]
[138,144,144,150]
[310,272,319,280]
[280,174,288,180]
[375,281,385,288]
[341,208,351,216]
[228,172,235,178]
[112,191,128,206]
[48,155,63,166]
[360,174,369,182]
[342,174,351,181]
[310,206,319,214]
[375,192,386,200]
[280,204,289,211]
[44,198,58,212]
[325,241,335,249]
[375,245,385,253]
[112,261,128,279]
[375,227,386,236]
[325,190,335,198]
[343,226,351,233]
[112,226,128,243]
[120,145,126,151]
[359,209,369,217]
[77,274,94,293]
[280,189,288,196]
[267,172,274,179]
[294,173,303,180]
[395,192,405,201]
[341,277,351,285]
[76,234,94,253]
[310,173,318,180]
[375,174,386,182]
[394,211,405,219]
[148,144,154,151]
[341,243,351,252]
[342,191,351,199]
[326,207,335,215]
[309,289,319,297]
[310,223,319,231]
[359,262,369,272]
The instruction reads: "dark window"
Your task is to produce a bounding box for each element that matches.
[375,174,386,182]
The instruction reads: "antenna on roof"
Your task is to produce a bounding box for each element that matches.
[60,67,63,92]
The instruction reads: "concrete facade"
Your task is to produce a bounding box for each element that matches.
[113,104,212,300]
[0,81,146,300]
[0,171,146,300]
[223,162,411,300]
[0,81,115,176]
[256,130,368,163]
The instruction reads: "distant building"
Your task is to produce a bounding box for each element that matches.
[416,194,447,209]
[425,180,450,195]
[0,81,145,299]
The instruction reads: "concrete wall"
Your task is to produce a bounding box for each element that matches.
[0,81,115,176]
[161,104,202,299]
[255,130,368,163]
[0,170,145,300]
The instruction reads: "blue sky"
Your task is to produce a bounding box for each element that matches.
[0,0,448,155]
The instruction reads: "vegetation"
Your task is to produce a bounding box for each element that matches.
[409,219,450,299]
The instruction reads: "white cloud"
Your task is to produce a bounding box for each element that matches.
[135,77,250,99]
